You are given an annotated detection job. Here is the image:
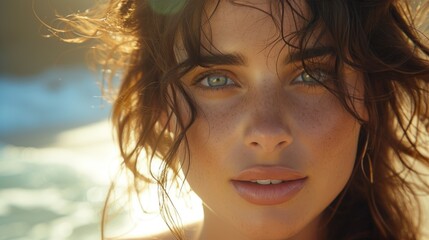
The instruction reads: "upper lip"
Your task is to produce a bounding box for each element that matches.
[232,166,307,181]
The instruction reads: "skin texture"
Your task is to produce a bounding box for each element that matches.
[175,1,367,239]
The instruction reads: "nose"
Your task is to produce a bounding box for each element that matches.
[245,123,292,152]
[244,104,293,153]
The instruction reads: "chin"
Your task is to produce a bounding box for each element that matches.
[235,215,315,240]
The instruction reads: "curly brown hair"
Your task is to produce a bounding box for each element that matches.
[54,0,429,239]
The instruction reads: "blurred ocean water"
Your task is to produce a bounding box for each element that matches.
[0,67,110,137]
[0,68,113,240]
[0,68,203,240]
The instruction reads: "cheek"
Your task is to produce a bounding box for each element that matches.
[178,102,234,166]
[288,89,362,146]
[186,100,239,147]
[290,94,360,198]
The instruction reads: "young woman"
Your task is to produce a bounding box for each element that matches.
[57,0,429,239]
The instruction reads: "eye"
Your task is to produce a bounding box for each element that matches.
[198,74,236,89]
[292,71,327,85]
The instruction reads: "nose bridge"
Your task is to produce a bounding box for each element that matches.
[253,85,281,120]
[244,83,292,153]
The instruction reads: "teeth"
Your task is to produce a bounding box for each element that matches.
[270,180,283,184]
[256,179,271,185]
[250,180,283,185]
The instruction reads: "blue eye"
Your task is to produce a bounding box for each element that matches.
[199,74,235,88]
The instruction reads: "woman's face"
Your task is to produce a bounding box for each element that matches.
[177,1,366,239]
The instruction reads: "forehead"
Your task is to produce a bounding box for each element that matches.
[201,0,310,52]
[174,0,329,63]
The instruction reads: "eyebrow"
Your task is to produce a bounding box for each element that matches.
[197,53,246,66]
[196,47,335,66]
[286,47,336,63]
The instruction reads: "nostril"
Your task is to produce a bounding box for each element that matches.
[249,140,288,151]
[250,142,259,147]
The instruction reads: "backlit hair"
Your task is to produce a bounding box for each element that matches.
[54,1,429,239]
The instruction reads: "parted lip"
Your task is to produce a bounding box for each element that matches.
[231,166,307,181]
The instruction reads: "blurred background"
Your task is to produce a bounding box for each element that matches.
[1,1,120,239]
[0,1,202,239]
[0,1,427,240]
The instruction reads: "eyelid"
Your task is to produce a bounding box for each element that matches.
[192,69,239,89]
[291,68,332,86]
[293,68,332,82]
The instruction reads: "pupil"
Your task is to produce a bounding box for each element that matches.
[303,72,313,82]
[209,76,226,86]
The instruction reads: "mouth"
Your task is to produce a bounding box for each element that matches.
[231,166,307,205]
[250,179,284,184]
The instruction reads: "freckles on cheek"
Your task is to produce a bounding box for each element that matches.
[202,101,239,134]
[290,96,333,131]
[183,106,241,183]
[293,96,360,191]
[186,103,237,155]
[291,95,359,148]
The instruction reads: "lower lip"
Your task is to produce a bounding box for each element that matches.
[231,179,306,205]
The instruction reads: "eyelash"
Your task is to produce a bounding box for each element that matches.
[192,69,331,91]
[291,70,330,88]
[193,70,238,91]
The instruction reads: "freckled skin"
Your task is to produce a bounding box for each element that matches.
[176,1,366,240]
